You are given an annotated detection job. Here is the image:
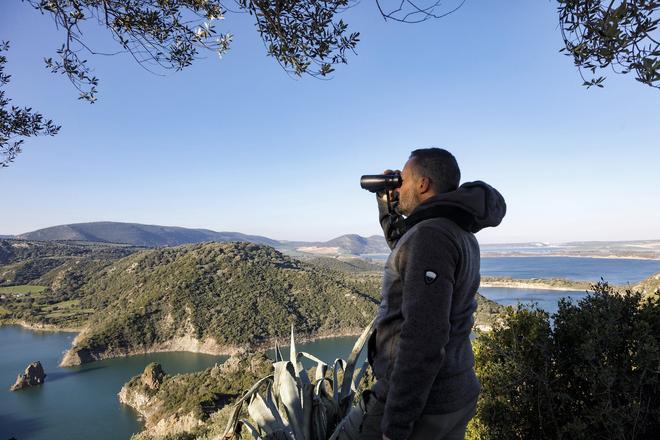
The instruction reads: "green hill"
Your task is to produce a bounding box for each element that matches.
[0,239,139,286]
[58,242,382,365]
[302,255,384,272]
[633,272,660,300]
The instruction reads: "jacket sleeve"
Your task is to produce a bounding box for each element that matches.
[378,194,405,250]
[381,226,459,440]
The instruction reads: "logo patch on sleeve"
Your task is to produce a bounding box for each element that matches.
[424,270,437,285]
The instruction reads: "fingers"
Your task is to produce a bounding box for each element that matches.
[383,169,401,175]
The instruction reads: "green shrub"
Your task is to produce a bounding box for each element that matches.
[469,282,659,439]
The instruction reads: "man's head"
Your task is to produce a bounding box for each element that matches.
[397,148,461,216]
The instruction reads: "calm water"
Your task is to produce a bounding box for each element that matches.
[480,257,660,285]
[479,287,588,316]
[362,255,660,285]
[0,326,227,440]
[266,336,368,370]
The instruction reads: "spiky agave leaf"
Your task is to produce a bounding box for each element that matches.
[275,340,284,362]
[300,351,328,382]
[351,361,370,393]
[297,352,327,438]
[275,361,305,440]
[289,326,314,439]
[222,375,274,439]
[247,383,288,436]
[338,317,376,415]
[313,378,341,439]
[271,360,288,408]
[289,325,298,372]
[331,358,346,404]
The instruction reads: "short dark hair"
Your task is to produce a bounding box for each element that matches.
[409,148,460,193]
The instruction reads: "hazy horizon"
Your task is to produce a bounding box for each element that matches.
[2,220,658,245]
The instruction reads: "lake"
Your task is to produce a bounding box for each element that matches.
[479,256,660,285]
[479,287,587,316]
[362,255,660,285]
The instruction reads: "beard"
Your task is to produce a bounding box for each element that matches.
[398,192,420,217]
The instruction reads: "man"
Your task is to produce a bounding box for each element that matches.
[338,148,506,440]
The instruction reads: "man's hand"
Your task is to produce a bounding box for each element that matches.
[379,169,401,202]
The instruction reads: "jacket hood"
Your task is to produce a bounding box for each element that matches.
[405,180,507,233]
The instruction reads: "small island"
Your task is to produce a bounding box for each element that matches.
[10,360,46,391]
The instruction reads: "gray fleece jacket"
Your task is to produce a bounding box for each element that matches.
[368,181,506,440]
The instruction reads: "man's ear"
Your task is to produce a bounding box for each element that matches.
[419,176,432,194]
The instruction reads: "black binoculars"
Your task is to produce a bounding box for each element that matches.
[360,173,402,193]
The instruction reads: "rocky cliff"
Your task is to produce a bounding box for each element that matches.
[10,361,46,391]
[118,351,272,439]
[117,362,205,438]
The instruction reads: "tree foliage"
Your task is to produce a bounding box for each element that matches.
[238,0,360,77]
[25,0,361,102]
[558,0,660,89]
[469,282,660,439]
[0,42,60,167]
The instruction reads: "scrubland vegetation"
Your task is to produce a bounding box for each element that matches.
[468,282,659,439]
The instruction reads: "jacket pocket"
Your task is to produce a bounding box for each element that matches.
[359,390,385,435]
[385,333,400,378]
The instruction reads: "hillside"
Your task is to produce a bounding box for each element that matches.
[282,234,390,256]
[633,272,660,300]
[58,242,382,366]
[302,255,384,272]
[0,239,139,286]
[18,222,279,248]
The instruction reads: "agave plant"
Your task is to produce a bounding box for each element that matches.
[221,318,376,440]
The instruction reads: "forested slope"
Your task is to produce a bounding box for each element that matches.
[59,242,381,365]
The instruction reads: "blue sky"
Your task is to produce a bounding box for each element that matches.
[1,1,659,243]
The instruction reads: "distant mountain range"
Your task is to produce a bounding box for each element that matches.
[6,221,659,259]
[13,222,390,257]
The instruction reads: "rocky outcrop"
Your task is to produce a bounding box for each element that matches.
[118,362,167,416]
[119,352,272,439]
[119,362,206,438]
[10,361,46,391]
[141,362,166,389]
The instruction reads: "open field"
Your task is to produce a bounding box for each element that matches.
[0,285,46,294]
